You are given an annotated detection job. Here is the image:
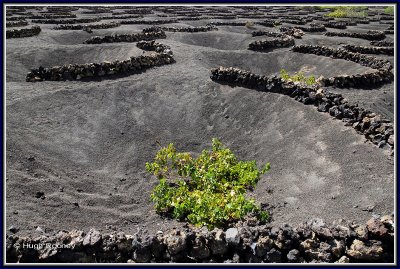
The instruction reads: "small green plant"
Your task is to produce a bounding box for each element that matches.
[384,6,394,15]
[326,6,368,18]
[146,138,270,229]
[280,69,316,86]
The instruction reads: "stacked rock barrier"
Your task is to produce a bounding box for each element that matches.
[83,31,166,44]
[6,216,394,263]
[210,67,394,150]
[25,53,175,82]
[296,24,326,32]
[120,19,178,25]
[32,18,101,24]
[160,26,217,32]
[6,16,28,21]
[291,45,393,88]
[6,20,28,27]
[209,15,237,20]
[370,40,393,47]
[136,40,172,55]
[325,31,385,41]
[248,36,295,51]
[6,26,41,39]
[292,45,392,71]
[252,31,285,38]
[28,14,77,19]
[280,18,307,25]
[323,21,347,29]
[279,27,304,38]
[256,20,281,27]
[208,22,246,26]
[97,15,143,20]
[54,22,121,30]
[343,45,393,56]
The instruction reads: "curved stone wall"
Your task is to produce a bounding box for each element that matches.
[291,45,392,71]
[6,20,28,27]
[28,14,77,19]
[160,26,217,32]
[343,45,393,56]
[210,66,393,150]
[83,31,166,44]
[251,31,285,38]
[26,53,174,82]
[208,22,246,26]
[248,36,295,51]
[54,22,120,30]
[296,24,326,32]
[32,18,101,24]
[120,19,178,25]
[323,21,347,29]
[136,40,172,55]
[6,26,41,39]
[279,27,304,38]
[370,40,393,47]
[325,31,386,41]
[6,216,394,263]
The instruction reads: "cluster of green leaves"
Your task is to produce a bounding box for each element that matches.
[280,69,316,86]
[146,138,270,229]
[326,6,368,18]
[384,6,394,15]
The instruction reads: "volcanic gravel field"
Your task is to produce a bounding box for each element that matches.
[6,5,395,245]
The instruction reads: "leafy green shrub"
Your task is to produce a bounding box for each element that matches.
[326,6,368,18]
[146,138,270,229]
[384,6,394,15]
[280,69,316,86]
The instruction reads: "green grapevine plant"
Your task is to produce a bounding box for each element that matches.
[146,139,270,229]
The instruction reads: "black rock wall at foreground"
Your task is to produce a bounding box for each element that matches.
[6,26,41,38]
[6,216,394,263]
[210,67,394,152]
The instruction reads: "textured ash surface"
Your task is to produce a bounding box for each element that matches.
[6,7,394,237]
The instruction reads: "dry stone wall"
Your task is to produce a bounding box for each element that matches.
[291,45,393,88]
[54,22,120,30]
[26,53,174,82]
[325,30,386,41]
[6,20,28,27]
[210,66,393,151]
[120,19,178,25]
[160,26,217,32]
[83,31,166,44]
[370,40,393,47]
[323,21,347,29]
[6,216,394,263]
[248,36,295,51]
[32,18,100,24]
[256,20,280,27]
[295,24,326,32]
[343,45,393,56]
[292,45,392,71]
[6,26,41,39]
[28,14,77,19]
